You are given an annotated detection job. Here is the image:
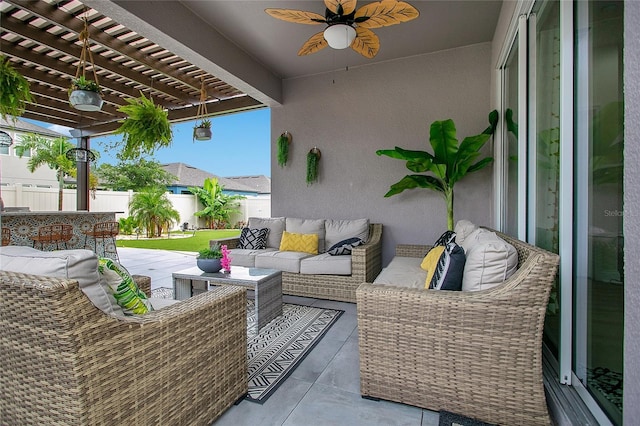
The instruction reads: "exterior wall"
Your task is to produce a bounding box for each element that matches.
[0,129,59,188]
[1,184,270,230]
[271,43,494,264]
[624,0,640,422]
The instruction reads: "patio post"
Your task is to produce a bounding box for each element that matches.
[70,129,90,211]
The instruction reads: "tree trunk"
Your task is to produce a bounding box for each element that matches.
[58,170,63,211]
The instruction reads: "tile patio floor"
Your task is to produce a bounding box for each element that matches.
[118,247,441,426]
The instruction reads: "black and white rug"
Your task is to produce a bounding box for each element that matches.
[151,287,343,403]
[438,410,496,426]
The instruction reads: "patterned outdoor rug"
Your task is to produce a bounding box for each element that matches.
[438,410,496,426]
[150,287,343,403]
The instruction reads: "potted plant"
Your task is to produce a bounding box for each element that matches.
[377,110,498,230]
[68,75,103,111]
[196,242,223,273]
[114,91,173,160]
[0,56,34,120]
[193,118,212,141]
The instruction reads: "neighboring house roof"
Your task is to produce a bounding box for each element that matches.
[224,175,271,194]
[160,162,268,194]
[0,117,66,139]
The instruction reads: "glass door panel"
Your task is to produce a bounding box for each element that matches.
[503,38,519,238]
[533,0,561,358]
[574,1,624,424]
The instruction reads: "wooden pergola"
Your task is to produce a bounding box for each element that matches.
[1,0,265,208]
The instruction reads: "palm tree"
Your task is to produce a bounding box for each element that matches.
[14,133,75,211]
[189,177,244,229]
[129,186,180,238]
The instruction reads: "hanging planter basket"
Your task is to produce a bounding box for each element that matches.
[69,18,103,112]
[194,125,212,141]
[192,78,212,141]
[306,147,321,185]
[69,89,103,112]
[277,131,291,167]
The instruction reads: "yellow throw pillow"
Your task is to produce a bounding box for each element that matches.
[279,231,319,254]
[421,246,445,288]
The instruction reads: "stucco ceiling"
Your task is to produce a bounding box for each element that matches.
[181,0,503,80]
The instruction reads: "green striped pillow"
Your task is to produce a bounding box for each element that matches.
[98,258,153,315]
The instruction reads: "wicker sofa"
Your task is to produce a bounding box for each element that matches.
[214,219,383,303]
[0,269,248,425]
[356,230,559,426]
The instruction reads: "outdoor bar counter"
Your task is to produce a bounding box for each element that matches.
[0,211,121,260]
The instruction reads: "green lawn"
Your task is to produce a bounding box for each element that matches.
[116,229,240,252]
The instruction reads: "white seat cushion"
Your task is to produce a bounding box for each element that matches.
[373,256,427,289]
[149,297,180,310]
[229,248,277,267]
[0,246,123,316]
[254,250,313,273]
[300,253,352,275]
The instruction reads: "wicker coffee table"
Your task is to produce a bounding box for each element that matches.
[172,266,283,330]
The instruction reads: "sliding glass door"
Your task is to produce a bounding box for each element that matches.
[498,1,624,423]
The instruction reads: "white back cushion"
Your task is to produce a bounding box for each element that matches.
[285,218,326,252]
[248,217,285,249]
[0,246,123,315]
[325,218,370,250]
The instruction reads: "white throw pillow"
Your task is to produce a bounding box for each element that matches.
[460,228,518,291]
[0,246,123,316]
[454,220,479,245]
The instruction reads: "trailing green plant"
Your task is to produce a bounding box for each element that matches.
[68,75,101,95]
[114,91,173,160]
[0,56,34,120]
[277,132,290,167]
[306,148,320,185]
[377,110,499,230]
[197,242,222,259]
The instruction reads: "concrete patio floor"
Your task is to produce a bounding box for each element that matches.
[118,247,441,426]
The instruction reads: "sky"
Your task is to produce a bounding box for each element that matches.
[27,108,272,178]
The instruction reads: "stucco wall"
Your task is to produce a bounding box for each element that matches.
[271,43,493,264]
[624,0,640,422]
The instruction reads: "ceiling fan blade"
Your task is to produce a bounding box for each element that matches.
[350,27,380,59]
[298,31,329,56]
[324,0,357,16]
[355,0,419,28]
[265,8,326,25]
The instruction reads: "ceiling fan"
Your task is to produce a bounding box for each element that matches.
[265,0,419,59]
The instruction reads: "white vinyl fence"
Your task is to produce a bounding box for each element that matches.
[1,184,271,230]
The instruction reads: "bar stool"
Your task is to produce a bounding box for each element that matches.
[31,223,73,250]
[83,221,120,261]
[1,227,10,246]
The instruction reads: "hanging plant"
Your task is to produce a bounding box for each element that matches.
[306,147,321,185]
[0,56,34,120]
[192,78,212,141]
[114,91,173,160]
[193,118,212,141]
[277,131,291,167]
[68,18,103,112]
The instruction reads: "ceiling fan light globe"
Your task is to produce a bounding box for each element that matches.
[323,24,356,49]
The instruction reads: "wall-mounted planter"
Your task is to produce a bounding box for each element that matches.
[69,89,103,112]
[277,131,291,167]
[306,147,321,185]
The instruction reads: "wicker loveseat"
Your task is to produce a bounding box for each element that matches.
[0,270,248,425]
[215,220,383,303]
[356,230,559,425]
